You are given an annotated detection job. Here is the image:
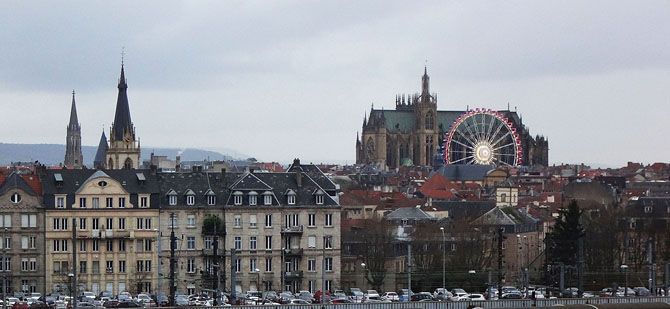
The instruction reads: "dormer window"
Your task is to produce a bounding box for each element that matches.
[286,190,296,205]
[233,191,243,206]
[248,191,258,206]
[186,195,195,206]
[207,193,216,206]
[644,206,653,214]
[316,195,324,205]
[167,190,178,206]
[263,191,273,206]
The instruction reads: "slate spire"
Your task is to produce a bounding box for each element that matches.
[94,130,109,169]
[65,90,83,168]
[421,65,430,97]
[68,90,80,131]
[111,64,134,142]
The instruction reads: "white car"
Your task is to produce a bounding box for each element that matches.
[459,294,486,301]
[450,289,467,301]
[365,290,380,298]
[382,292,399,301]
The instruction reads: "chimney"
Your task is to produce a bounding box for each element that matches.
[221,168,227,188]
[294,158,302,188]
[175,156,181,172]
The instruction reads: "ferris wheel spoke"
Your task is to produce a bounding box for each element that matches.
[497,153,517,156]
[454,129,477,147]
[486,115,496,141]
[451,155,474,164]
[452,139,474,150]
[488,121,506,144]
[493,142,516,151]
[492,131,512,148]
[462,120,480,144]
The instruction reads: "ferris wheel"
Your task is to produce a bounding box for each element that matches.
[444,109,522,166]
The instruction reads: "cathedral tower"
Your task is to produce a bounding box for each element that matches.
[105,64,141,169]
[64,90,83,168]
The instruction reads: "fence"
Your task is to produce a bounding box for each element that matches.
[164,297,670,309]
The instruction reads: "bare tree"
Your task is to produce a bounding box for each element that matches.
[360,218,394,291]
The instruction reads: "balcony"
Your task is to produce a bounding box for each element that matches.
[202,248,224,256]
[283,248,303,256]
[282,271,303,280]
[281,225,303,234]
[101,230,131,238]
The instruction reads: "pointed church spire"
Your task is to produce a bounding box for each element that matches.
[422,65,430,97]
[68,90,80,131]
[94,130,109,169]
[111,63,133,142]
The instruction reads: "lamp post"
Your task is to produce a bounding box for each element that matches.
[254,268,260,292]
[68,273,74,305]
[621,264,628,297]
[468,270,476,293]
[360,263,367,303]
[440,227,445,289]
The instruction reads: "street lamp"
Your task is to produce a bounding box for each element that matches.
[440,227,445,289]
[468,270,476,293]
[68,273,74,305]
[620,264,629,297]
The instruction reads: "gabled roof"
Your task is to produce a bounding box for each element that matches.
[0,172,37,196]
[287,162,338,191]
[229,172,273,190]
[418,173,458,199]
[385,207,434,220]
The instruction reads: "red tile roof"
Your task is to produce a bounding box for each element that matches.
[21,174,42,195]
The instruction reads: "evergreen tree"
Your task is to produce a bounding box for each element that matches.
[547,200,585,266]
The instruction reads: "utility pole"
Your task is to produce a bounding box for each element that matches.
[407,243,412,300]
[321,236,327,303]
[213,221,219,306]
[559,263,565,297]
[648,237,654,294]
[72,219,78,309]
[157,231,161,303]
[497,227,504,300]
[169,213,176,307]
[230,248,236,304]
[578,237,584,298]
[2,228,6,309]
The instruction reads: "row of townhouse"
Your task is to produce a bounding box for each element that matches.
[0,159,341,297]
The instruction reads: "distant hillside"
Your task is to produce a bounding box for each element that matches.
[0,143,246,166]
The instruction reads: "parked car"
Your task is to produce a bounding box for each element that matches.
[296,291,315,303]
[116,301,142,308]
[174,296,189,307]
[28,301,48,309]
[330,298,353,304]
[12,301,29,309]
[398,289,413,302]
[460,294,486,301]
[102,300,120,308]
[433,288,452,301]
[410,292,433,302]
[54,300,66,309]
[382,292,399,302]
[450,289,468,301]
[501,292,523,299]
[74,302,96,309]
[289,299,311,304]
[635,287,651,296]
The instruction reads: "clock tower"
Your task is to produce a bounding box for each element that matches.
[105,64,141,169]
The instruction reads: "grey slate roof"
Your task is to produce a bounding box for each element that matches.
[434,164,495,181]
[42,169,160,209]
[94,131,108,165]
[385,207,434,220]
[287,162,338,193]
[157,171,234,207]
[0,172,37,196]
[432,200,496,220]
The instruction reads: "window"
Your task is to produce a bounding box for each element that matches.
[140,197,148,208]
[21,258,29,271]
[326,280,332,292]
[106,218,113,230]
[451,243,457,251]
[207,195,216,206]
[308,280,315,294]
[265,236,272,250]
[0,215,9,228]
[325,214,333,227]
[187,215,195,227]
[287,195,295,205]
[92,197,99,209]
[79,261,86,273]
[92,218,99,230]
[119,260,126,273]
[79,240,86,252]
[170,215,178,228]
[325,257,333,271]
[79,197,86,208]
[234,195,242,205]
[249,194,257,206]
[308,236,316,248]
[235,259,241,273]
[186,194,195,206]
[21,236,36,249]
[92,240,99,252]
[308,259,317,272]
[3,237,9,250]
[52,240,60,252]
[234,215,241,228]
[119,239,126,252]
[21,215,36,228]
[106,261,113,273]
[92,261,99,274]
[316,194,324,205]
[425,111,434,130]
[187,259,195,273]
[234,237,241,250]
[308,214,316,227]
[119,218,126,230]
[265,257,272,272]
[144,239,153,252]
[645,206,653,213]
[79,218,86,230]
[56,197,65,208]
[168,195,177,206]
[249,215,257,228]
[145,218,152,230]
[187,236,195,250]
[264,194,272,205]
[249,258,257,272]
[265,214,272,227]
[250,236,257,250]
[106,197,113,208]
[204,237,212,249]
[118,197,126,208]
[106,239,113,251]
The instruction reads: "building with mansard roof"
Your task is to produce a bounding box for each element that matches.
[355,67,548,168]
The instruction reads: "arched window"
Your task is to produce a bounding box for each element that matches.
[366,138,375,160]
[425,111,434,130]
[123,158,133,169]
[108,158,114,169]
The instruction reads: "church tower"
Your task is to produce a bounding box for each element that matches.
[413,66,438,166]
[64,90,83,168]
[105,64,141,169]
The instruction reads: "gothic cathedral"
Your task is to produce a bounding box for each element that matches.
[355,67,549,169]
[64,91,83,168]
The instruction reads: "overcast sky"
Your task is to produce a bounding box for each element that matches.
[1,1,669,167]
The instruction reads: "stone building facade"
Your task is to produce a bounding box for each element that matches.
[0,173,46,296]
[356,68,549,168]
[42,169,160,296]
